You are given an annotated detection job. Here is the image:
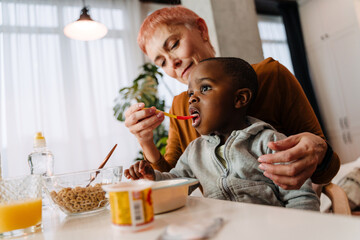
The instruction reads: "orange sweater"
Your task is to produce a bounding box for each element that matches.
[151,58,340,184]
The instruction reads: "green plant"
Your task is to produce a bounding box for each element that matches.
[113,63,168,161]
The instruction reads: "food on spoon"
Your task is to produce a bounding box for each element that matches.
[144,108,194,120]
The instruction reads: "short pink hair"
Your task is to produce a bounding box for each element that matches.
[137,6,213,55]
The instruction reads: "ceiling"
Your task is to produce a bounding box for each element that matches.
[138,0,298,15]
[139,0,297,4]
[139,0,181,4]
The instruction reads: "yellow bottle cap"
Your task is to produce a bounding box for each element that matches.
[34,132,46,148]
[35,132,45,140]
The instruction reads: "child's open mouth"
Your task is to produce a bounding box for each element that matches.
[189,107,200,128]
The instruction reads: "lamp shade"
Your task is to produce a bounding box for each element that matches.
[64,7,108,41]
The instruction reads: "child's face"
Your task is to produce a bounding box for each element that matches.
[187,61,237,136]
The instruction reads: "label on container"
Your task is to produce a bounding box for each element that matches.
[108,187,153,228]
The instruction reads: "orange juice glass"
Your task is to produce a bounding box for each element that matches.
[0,175,43,238]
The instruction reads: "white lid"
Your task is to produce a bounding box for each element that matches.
[102,180,154,192]
[34,132,46,148]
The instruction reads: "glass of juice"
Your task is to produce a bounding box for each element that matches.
[0,174,43,238]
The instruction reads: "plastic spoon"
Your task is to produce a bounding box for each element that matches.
[145,108,194,120]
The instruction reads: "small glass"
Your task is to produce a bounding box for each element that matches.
[0,175,42,238]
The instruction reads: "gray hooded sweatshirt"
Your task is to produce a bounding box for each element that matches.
[155,117,320,211]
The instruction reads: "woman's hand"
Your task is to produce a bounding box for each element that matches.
[124,160,155,180]
[258,132,327,190]
[124,103,165,165]
[124,103,164,145]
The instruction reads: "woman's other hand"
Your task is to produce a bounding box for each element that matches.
[124,160,155,180]
[258,132,327,190]
[124,103,164,144]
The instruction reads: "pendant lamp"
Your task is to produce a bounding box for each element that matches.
[64,0,108,41]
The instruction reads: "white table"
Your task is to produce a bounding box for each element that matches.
[20,196,360,240]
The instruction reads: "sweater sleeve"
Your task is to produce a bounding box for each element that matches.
[312,151,340,184]
[268,130,320,211]
[250,58,340,184]
[275,62,340,183]
[154,143,198,194]
[278,179,320,211]
[276,62,340,183]
[154,170,178,180]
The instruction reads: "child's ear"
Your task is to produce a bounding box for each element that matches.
[234,88,252,108]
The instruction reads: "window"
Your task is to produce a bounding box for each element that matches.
[257,14,294,74]
[0,0,142,177]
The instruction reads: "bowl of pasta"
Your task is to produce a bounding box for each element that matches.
[43,166,123,216]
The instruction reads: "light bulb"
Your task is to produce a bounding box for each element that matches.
[64,20,107,41]
[64,6,108,41]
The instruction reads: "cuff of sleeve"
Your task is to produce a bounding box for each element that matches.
[311,144,340,184]
[317,141,333,172]
[154,170,161,181]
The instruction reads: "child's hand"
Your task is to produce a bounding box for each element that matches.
[124,160,155,180]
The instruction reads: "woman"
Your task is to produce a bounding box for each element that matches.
[124,6,339,190]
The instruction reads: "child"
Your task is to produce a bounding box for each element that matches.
[124,57,320,211]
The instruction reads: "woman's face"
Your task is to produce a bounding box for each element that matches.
[145,24,215,84]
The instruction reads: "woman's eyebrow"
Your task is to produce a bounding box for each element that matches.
[154,37,172,63]
[163,36,171,48]
[154,55,162,64]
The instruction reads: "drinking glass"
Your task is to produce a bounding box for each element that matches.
[0,175,42,238]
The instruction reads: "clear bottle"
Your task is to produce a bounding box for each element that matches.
[28,132,54,176]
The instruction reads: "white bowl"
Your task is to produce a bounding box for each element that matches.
[152,178,199,214]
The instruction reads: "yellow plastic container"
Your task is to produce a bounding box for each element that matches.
[102,180,154,231]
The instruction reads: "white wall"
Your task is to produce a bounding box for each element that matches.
[182,0,264,64]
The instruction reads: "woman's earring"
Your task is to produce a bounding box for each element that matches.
[204,37,208,41]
